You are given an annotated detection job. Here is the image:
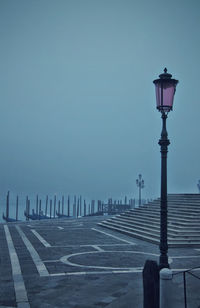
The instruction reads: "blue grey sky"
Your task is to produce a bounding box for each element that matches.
[0,0,200,200]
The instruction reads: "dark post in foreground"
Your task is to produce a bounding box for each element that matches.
[153,68,178,269]
[159,112,170,268]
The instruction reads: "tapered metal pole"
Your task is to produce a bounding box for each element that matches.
[159,112,170,269]
[139,185,141,206]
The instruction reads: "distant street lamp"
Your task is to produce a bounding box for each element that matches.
[153,68,179,269]
[197,180,200,193]
[136,174,144,206]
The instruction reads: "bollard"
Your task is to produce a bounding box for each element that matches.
[143,260,159,308]
[160,268,173,308]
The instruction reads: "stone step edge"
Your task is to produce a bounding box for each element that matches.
[132,207,200,213]
[101,220,200,239]
[123,211,200,220]
[120,213,200,223]
[117,215,200,227]
[98,223,200,247]
[108,218,200,234]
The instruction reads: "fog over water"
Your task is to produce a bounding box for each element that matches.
[1,0,200,213]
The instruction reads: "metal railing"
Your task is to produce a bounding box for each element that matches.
[173,266,200,308]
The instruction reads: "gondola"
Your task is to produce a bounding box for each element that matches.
[24,209,50,220]
[56,211,72,218]
[2,213,19,222]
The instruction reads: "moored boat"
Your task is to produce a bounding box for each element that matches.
[56,211,72,218]
[2,213,20,222]
[24,209,50,220]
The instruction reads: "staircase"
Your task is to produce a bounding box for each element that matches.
[98,194,200,247]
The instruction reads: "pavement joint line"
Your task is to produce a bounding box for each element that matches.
[31,229,51,247]
[4,225,30,308]
[16,225,49,277]
[92,228,137,245]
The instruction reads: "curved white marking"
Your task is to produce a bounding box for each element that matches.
[60,250,160,270]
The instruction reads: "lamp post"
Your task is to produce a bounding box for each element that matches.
[136,174,144,206]
[153,68,178,269]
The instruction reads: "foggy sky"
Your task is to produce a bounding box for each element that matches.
[0,0,200,200]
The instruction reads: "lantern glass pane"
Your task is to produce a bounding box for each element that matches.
[155,82,176,112]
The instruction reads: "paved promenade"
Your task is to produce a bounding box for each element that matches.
[0,216,200,307]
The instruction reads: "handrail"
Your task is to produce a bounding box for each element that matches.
[172,266,200,308]
[173,266,200,276]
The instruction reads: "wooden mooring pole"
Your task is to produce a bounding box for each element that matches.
[50,199,52,219]
[16,195,19,221]
[54,195,56,218]
[6,191,10,219]
[45,195,48,216]
[62,196,64,215]
[67,195,70,216]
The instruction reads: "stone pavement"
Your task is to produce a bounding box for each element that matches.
[0,216,200,308]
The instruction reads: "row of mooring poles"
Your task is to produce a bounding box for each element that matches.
[3,192,140,222]
[4,192,139,221]
[30,194,95,218]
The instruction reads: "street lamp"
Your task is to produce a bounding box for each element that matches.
[153,68,178,269]
[136,174,144,206]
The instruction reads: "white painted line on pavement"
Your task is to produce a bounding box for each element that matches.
[92,228,136,245]
[51,243,134,248]
[43,259,60,263]
[4,225,30,308]
[49,269,142,276]
[172,255,200,259]
[16,226,49,277]
[31,229,51,247]
[60,250,160,270]
[49,267,200,277]
[92,245,104,252]
[58,226,64,230]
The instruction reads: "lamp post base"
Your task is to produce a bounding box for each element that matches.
[159,254,169,270]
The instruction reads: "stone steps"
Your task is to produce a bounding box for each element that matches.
[143,202,200,209]
[110,216,200,234]
[118,212,200,227]
[98,194,200,247]
[121,211,200,223]
[133,208,200,216]
[129,209,200,219]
